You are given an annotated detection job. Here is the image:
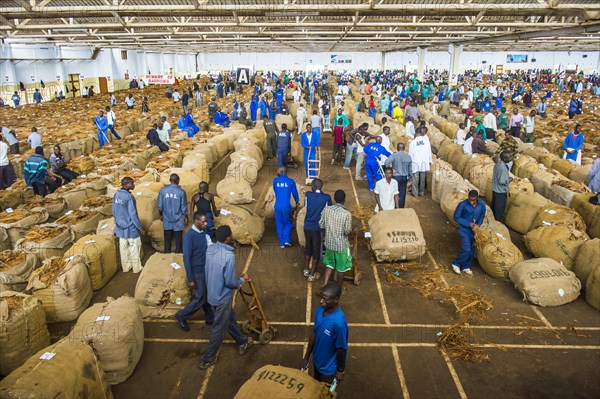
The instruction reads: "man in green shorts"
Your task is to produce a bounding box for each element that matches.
[319,189,357,289]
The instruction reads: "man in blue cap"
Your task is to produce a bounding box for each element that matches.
[273,166,300,248]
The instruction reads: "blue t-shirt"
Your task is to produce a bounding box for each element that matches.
[304,191,332,231]
[313,306,348,376]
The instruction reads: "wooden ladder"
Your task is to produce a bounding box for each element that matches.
[305,146,321,185]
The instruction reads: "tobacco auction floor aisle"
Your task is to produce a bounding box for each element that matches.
[49,129,600,399]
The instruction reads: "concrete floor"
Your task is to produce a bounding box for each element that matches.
[49,124,600,399]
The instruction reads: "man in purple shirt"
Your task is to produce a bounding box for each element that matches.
[508,108,524,139]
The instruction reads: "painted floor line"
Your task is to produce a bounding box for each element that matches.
[440,349,469,399]
[391,346,411,399]
[142,319,600,331]
[143,338,600,350]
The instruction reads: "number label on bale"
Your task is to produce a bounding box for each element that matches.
[256,369,305,394]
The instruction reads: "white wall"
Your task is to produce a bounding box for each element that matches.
[2,42,599,90]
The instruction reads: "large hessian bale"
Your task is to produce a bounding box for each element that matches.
[524,226,589,270]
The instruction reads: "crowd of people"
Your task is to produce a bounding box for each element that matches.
[2,67,600,389]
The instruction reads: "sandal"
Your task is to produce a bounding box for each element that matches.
[303,269,310,277]
[308,272,321,282]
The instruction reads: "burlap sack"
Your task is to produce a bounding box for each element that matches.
[0,252,40,293]
[585,265,600,310]
[160,168,200,201]
[524,226,589,270]
[440,187,472,226]
[181,154,210,184]
[16,224,75,263]
[475,226,523,280]
[569,163,593,183]
[0,339,113,399]
[539,153,560,169]
[0,291,50,376]
[217,178,254,205]
[512,155,541,179]
[427,160,457,202]
[22,196,68,220]
[80,195,113,217]
[529,169,555,194]
[133,186,161,231]
[134,253,190,318]
[504,192,550,234]
[454,154,471,177]
[27,257,93,323]
[70,296,144,385]
[551,159,577,178]
[56,210,104,242]
[97,218,116,236]
[215,205,265,245]
[246,127,267,144]
[523,146,548,161]
[275,114,295,131]
[64,235,117,291]
[262,184,304,219]
[0,228,9,253]
[226,158,260,187]
[208,134,230,158]
[368,209,427,261]
[0,207,49,249]
[231,144,264,166]
[234,136,261,151]
[543,183,578,207]
[571,194,600,239]
[234,365,328,399]
[508,258,581,307]
[296,207,307,247]
[464,155,495,198]
[530,203,587,231]
[193,143,217,168]
[437,143,462,165]
[573,239,600,289]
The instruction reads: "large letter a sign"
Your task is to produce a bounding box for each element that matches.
[236,68,250,85]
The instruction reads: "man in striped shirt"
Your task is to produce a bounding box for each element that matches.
[319,190,357,289]
[23,146,49,197]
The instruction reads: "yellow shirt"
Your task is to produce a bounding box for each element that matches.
[393,107,404,124]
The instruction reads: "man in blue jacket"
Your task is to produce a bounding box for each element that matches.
[274,86,284,112]
[158,173,188,254]
[303,178,332,282]
[452,190,486,276]
[23,146,50,197]
[273,166,300,248]
[276,123,292,167]
[363,136,390,191]
[112,177,145,273]
[175,212,214,332]
[199,225,252,369]
[94,109,109,147]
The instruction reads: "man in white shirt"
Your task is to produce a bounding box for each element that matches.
[408,127,432,197]
[454,123,467,145]
[172,90,181,103]
[157,122,170,147]
[292,88,301,104]
[405,117,416,139]
[125,94,135,109]
[483,109,497,141]
[28,127,42,149]
[296,103,307,135]
[105,106,122,140]
[0,135,17,189]
[81,86,88,98]
[460,96,470,114]
[309,110,321,131]
[139,80,145,90]
[0,126,20,154]
[162,116,172,136]
[378,126,393,164]
[463,128,475,154]
[374,167,399,211]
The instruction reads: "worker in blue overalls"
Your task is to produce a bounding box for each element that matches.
[363,136,390,191]
[157,173,188,254]
[273,166,300,248]
[452,190,486,276]
[301,123,321,179]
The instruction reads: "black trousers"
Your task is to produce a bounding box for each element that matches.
[510,126,521,139]
[491,191,508,222]
[394,175,409,208]
[32,182,48,197]
[56,168,79,184]
[9,143,19,155]
[164,230,183,253]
